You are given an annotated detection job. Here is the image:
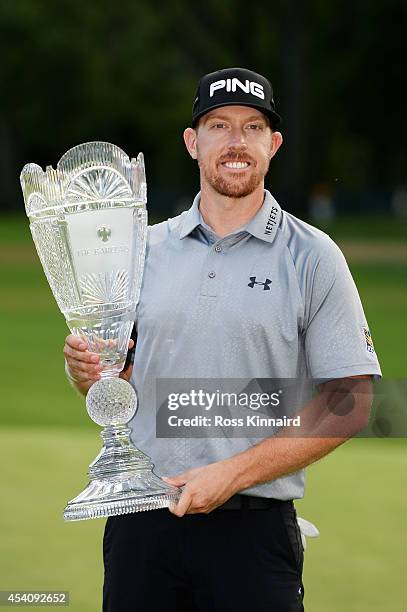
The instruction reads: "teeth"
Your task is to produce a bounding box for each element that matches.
[224,162,249,169]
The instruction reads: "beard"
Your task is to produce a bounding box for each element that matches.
[198,153,269,198]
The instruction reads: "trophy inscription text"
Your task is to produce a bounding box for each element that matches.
[76,245,130,257]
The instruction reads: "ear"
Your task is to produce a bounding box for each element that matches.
[269,131,283,159]
[183,127,198,160]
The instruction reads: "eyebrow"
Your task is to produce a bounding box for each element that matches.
[203,113,267,124]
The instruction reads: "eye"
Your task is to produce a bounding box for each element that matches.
[212,123,227,129]
[246,123,263,130]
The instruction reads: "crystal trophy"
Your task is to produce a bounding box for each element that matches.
[20,142,180,521]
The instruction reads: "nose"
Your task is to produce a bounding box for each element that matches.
[227,127,248,148]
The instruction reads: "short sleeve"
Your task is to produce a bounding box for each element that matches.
[304,240,382,379]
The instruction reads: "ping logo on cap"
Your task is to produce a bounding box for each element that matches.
[209,78,265,100]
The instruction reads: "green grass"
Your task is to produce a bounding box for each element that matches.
[313,215,407,242]
[0,216,32,243]
[0,428,104,612]
[297,437,407,612]
[0,216,406,610]
[0,259,93,428]
[350,264,407,378]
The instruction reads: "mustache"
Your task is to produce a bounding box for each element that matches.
[218,152,255,165]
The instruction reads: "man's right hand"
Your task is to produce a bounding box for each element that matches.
[63,335,103,396]
[63,335,135,396]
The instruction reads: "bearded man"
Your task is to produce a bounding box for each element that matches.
[64,68,381,612]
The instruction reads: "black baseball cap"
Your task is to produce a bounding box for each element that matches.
[192,67,281,129]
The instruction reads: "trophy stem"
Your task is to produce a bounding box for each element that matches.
[89,424,153,478]
[63,424,180,522]
[99,370,120,379]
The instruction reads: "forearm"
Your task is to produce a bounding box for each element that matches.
[226,435,347,492]
[226,377,373,492]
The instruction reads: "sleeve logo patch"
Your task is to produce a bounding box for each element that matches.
[362,326,375,353]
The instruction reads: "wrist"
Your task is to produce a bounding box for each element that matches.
[225,446,265,492]
[222,455,251,495]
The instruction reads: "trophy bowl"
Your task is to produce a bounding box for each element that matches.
[20,142,180,521]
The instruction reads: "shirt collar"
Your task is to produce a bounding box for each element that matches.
[179,190,282,245]
[179,192,202,239]
[245,190,282,244]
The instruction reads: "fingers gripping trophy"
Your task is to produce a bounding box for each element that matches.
[20,142,180,521]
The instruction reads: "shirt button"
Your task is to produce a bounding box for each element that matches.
[214,245,222,252]
[208,271,216,278]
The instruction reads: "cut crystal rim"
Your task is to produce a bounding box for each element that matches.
[64,492,180,522]
[20,141,146,216]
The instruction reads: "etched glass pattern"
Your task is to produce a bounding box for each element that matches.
[86,378,136,426]
[20,142,147,376]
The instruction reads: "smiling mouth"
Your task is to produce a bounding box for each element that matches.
[221,161,250,170]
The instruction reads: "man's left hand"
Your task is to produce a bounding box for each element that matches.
[164,460,238,516]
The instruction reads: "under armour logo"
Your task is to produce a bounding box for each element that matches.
[248,276,272,290]
[97,225,111,242]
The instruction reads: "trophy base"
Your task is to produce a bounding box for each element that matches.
[63,425,181,522]
[63,484,180,522]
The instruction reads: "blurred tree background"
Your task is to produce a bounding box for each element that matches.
[1,0,406,217]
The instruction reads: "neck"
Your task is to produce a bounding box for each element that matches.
[199,182,265,238]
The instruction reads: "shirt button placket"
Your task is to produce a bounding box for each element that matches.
[209,242,224,281]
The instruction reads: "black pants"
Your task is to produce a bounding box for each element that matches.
[103,500,304,612]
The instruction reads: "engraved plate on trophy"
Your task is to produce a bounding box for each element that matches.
[20,142,180,521]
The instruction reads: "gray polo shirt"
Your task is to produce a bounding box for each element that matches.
[129,190,381,500]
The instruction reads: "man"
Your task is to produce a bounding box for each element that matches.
[64,68,381,611]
